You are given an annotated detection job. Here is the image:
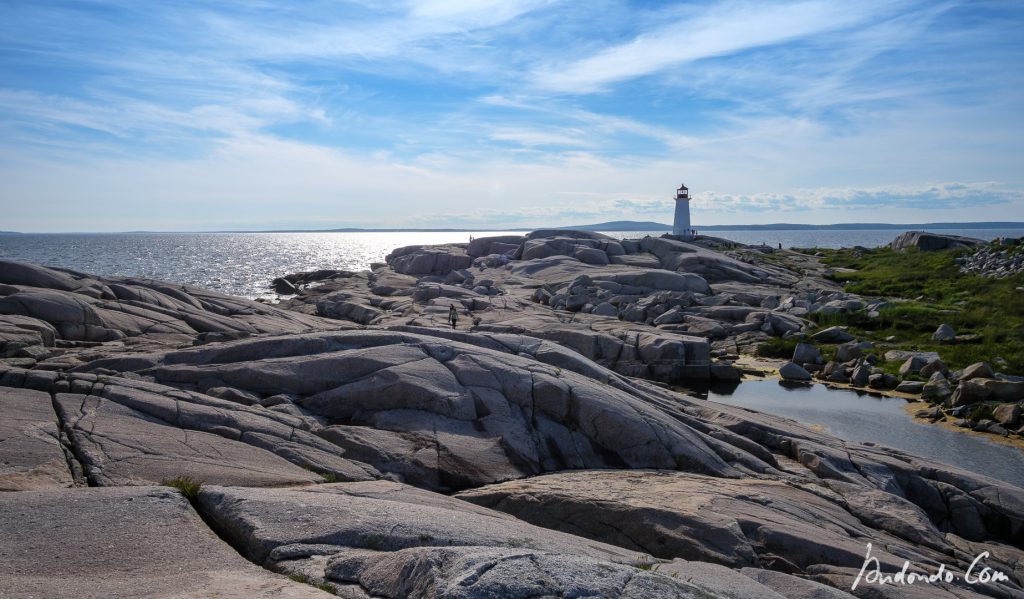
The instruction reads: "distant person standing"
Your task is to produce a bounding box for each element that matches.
[448,304,459,329]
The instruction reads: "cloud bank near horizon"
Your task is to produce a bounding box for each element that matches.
[1,0,1022,232]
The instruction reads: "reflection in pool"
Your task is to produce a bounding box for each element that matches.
[696,379,1024,489]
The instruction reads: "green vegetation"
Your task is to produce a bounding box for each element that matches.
[810,246,1024,375]
[288,574,334,593]
[505,536,538,549]
[755,337,801,359]
[163,476,202,503]
[968,404,995,421]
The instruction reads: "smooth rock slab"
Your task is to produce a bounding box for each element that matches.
[54,392,323,487]
[197,481,637,566]
[323,545,716,599]
[79,330,746,489]
[0,486,331,598]
[0,387,74,491]
[196,481,798,598]
[457,470,939,574]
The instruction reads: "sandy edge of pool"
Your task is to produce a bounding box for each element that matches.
[729,355,1024,451]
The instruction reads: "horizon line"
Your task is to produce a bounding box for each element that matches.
[3,221,1024,235]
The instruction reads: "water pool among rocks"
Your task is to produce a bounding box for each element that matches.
[699,379,1024,489]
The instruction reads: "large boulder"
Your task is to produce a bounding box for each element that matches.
[592,270,711,294]
[811,326,855,343]
[0,262,336,349]
[466,235,525,257]
[960,362,995,382]
[948,379,993,407]
[850,364,872,387]
[0,315,57,358]
[922,371,953,401]
[791,342,822,366]
[386,245,473,276]
[834,341,863,362]
[899,355,928,376]
[932,323,956,342]
[977,378,1024,402]
[890,231,984,251]
[993,404,1021,427]
[779,361,812,381]
[0,290,119,342]
[0,259,86,291]
[919,358,948,378]
[884,350,941,363]
[315,298,383,325]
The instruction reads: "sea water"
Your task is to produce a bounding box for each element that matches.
[1,228,1021,299]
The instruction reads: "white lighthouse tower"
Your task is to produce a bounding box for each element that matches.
[673,183,695,239]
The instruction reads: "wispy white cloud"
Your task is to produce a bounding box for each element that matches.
[530,1,894,93]
[489,127,587,147]
[1,0,1023,231]
[694,182,1024,212]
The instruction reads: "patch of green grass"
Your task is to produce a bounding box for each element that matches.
[808,245,1024,375]
[505,536,538,549]
[288,574,334,593]
[300,464,338,483]
[968,404,995,421]
[163,476,202,503]
[755,337,801,359]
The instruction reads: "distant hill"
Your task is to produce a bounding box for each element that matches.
[5,222,1023,235]
[564,221,1024,232]
[694,222,1024,231]
[559,221,671,231]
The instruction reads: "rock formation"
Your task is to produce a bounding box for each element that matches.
[1,251,1023,598]
[277,231,867,386]
[890,232,985,252]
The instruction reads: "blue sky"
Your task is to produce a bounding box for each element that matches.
[1,0,1023,232]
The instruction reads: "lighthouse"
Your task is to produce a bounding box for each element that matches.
[673,183,695,239]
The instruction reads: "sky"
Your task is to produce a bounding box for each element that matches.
[1,0,1023,232]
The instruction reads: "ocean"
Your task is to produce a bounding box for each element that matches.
[2,227,1021,300]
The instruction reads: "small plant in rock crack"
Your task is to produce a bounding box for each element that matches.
[505,536,537,549]
[162,476,202,503]
[288,574,334,593]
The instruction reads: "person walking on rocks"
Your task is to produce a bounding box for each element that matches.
[448,303,459,329]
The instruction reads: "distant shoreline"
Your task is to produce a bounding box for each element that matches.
[2,221,1023,235]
